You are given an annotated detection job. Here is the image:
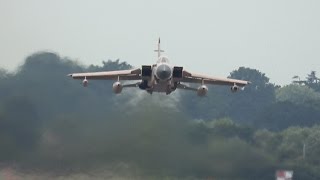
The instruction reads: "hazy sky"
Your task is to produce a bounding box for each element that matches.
[1,0,319,85]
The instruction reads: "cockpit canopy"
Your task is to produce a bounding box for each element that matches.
[157,56,169,63]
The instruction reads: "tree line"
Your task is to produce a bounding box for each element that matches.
[0,52,319,179]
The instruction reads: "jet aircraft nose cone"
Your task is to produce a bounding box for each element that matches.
[156,64,172,80]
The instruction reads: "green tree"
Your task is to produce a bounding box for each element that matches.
[278,127,310,161]
[257,101,320,130]
[88,59,132,71]
[305,71,320,92]
[227,67,276,124]
[254,129,281,154]
[0,96,41,161]
[306,71,319,84]
[276,84,320,109]
[207,118,254,141]
[303,126,320,164]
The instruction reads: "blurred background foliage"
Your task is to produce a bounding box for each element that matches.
[0,52,320,179]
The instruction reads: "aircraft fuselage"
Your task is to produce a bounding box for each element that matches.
[143,56,177,94]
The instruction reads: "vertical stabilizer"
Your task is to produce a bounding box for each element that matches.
[154,38,164,57]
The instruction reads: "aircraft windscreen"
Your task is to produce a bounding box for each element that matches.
[159,56,169,63]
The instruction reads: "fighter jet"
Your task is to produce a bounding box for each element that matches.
[68,39,250,96]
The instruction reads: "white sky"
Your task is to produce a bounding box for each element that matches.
[0,0,320,85]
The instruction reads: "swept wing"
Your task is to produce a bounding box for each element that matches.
[69,68,141,81]
[182,70,250,86]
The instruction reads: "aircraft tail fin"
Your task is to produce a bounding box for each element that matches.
[154,38,164,57]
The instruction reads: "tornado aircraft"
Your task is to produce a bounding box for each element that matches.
[68,39,250,96]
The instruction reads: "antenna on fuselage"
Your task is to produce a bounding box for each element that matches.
[154,38,164,58]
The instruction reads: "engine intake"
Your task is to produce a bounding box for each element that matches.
[197,85,208,96]
[112,81,123,94]
[173,66,183,79]
[141,65,152,80]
